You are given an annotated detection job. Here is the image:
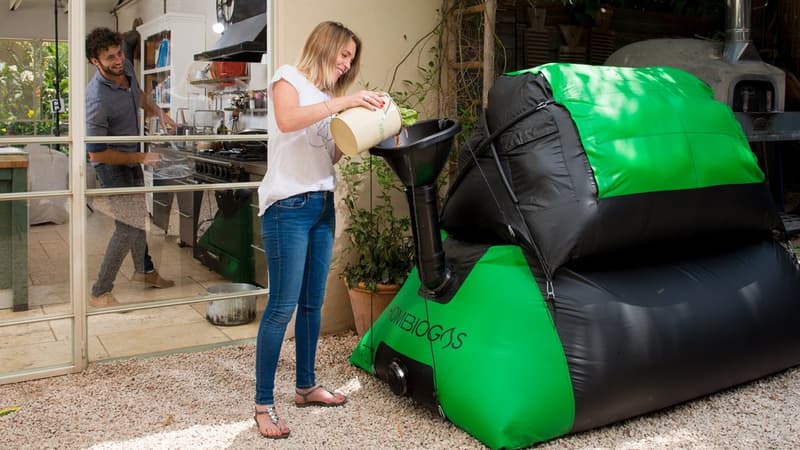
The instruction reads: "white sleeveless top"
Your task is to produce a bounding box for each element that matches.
[257,65,336,216]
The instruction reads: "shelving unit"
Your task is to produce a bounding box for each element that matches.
[189,72,269,133]
[138,13,206,221]
[189,77,249,89]
[138,13,206,133]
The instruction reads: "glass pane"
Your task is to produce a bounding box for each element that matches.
[86,181,266,360]
[87,183,265,298]
[27,207,72,312]
[0,318,73,374]
[0,143,69,196]
[0,39,69,138]
[32,144,70,196]
[0,147,29,196]
[1,197,70,316]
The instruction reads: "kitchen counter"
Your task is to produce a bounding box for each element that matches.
[0,147,29,169]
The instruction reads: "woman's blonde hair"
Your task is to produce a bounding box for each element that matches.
[296,21,361,97]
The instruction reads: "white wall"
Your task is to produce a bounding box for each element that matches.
[274,0,440,101]
[0,7,114,40]
[114,0,216,49]
[273,0,441,334]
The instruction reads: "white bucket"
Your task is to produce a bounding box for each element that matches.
[330,94,402,156]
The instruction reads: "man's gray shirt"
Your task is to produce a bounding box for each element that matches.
[86,59,141,155]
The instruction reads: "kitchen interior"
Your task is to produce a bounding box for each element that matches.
[101,1,277,357]
[137,3,272,291]
[2,0,278,372]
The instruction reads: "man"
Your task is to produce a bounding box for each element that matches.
[86,27,176,308]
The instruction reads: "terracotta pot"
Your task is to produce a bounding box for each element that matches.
[346,281,399,336]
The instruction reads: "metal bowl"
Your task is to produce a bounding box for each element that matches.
[206,283,259,326]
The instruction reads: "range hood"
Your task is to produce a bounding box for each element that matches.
[194,13,266,62]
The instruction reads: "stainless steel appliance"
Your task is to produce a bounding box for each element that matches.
[194,2,267,63]
[190,143,265,284]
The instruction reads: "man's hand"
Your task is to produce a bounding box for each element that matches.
[141,152,162,167]
[161,113,178,134]
[90,148,159,166]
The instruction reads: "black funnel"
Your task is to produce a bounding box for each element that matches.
[370,119,461,297]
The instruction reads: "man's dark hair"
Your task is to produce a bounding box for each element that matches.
[86,27,123,61]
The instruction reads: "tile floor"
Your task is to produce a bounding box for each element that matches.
[0,202,268,375]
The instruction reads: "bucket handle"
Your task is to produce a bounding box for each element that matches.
[381,95,394,118]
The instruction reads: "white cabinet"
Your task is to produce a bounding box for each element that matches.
[138,13,206,132]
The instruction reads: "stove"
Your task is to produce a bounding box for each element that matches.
[190,143,265,182]
[185,144,265,284]
[192,159,244,183]
[214,148,266,161]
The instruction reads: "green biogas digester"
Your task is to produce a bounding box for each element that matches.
[350,64,800,450]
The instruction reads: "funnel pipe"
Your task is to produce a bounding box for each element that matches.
[370,119,461,298]
[407,183,452,294]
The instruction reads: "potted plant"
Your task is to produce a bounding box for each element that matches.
[338,153,415,336]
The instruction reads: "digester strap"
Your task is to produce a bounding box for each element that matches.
[446,100,554,198]
[450,100,557,291]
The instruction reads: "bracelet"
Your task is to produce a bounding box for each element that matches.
[323,101,334,115]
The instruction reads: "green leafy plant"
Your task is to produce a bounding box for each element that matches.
[339,155,415,292]
[0,39,69,137]
[399,106,419,126]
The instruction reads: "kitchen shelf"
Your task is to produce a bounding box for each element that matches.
[143,66,172,76]
[138,13,206,129]
[190,76,250,88]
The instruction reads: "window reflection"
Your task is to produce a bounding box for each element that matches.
[27,205,72,312]
[85,185,265,304]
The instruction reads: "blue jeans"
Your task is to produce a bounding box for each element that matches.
[255,191,335,405]
[92,164,154,296]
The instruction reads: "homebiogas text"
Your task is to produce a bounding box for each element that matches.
[386,306,467,350]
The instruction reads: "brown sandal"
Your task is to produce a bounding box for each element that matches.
[294,385,347,408]
[254,406,290,439]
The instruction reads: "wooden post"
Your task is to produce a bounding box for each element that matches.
[482,0,496,108]
[442,0,460,120]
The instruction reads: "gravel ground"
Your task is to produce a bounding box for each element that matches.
[1,332,799,450]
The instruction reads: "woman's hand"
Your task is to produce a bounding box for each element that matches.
[343,90,386,111]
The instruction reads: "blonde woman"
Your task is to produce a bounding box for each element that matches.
[253,21,384,439]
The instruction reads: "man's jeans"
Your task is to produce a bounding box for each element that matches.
[255,191,335,405]
[91,164,154,296]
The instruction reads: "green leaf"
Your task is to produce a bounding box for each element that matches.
[399,107,418,127]
[0,406,20,416]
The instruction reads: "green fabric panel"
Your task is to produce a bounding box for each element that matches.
[508,63,764,198]
[350,244,574,449]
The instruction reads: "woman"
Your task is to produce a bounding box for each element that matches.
[253,21,385,439]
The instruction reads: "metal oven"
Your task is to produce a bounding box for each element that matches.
[605,0,800,234]
[191,152,260,285]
